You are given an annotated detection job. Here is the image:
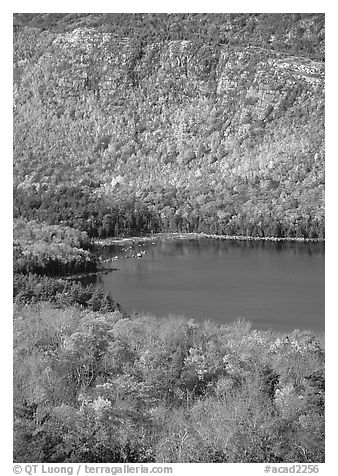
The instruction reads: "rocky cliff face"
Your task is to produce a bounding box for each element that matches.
[13,14,325,237]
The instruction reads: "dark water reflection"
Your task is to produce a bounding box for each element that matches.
[83,239,325,332]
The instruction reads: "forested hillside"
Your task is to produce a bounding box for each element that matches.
[13,13,325,239]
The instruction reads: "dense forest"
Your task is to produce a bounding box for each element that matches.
[13,13,324,239]
[14,302,324,463]
[13,13,325,464]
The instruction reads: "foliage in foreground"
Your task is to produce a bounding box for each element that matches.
[14,304,324,463]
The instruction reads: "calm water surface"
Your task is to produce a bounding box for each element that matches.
[84,239,325,332]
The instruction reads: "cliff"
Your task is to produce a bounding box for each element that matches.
[13,14,325,238]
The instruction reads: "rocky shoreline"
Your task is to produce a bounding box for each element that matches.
[61,232,324,280]
[93,232,325,247]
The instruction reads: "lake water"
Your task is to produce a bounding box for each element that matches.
[84,238,325,332]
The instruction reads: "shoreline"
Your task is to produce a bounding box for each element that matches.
[60,267,119,281]
[93,232,325,247]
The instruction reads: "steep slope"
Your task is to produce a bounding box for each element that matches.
[13,14,325,238]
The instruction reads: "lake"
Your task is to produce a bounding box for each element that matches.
[82,238,325,332]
